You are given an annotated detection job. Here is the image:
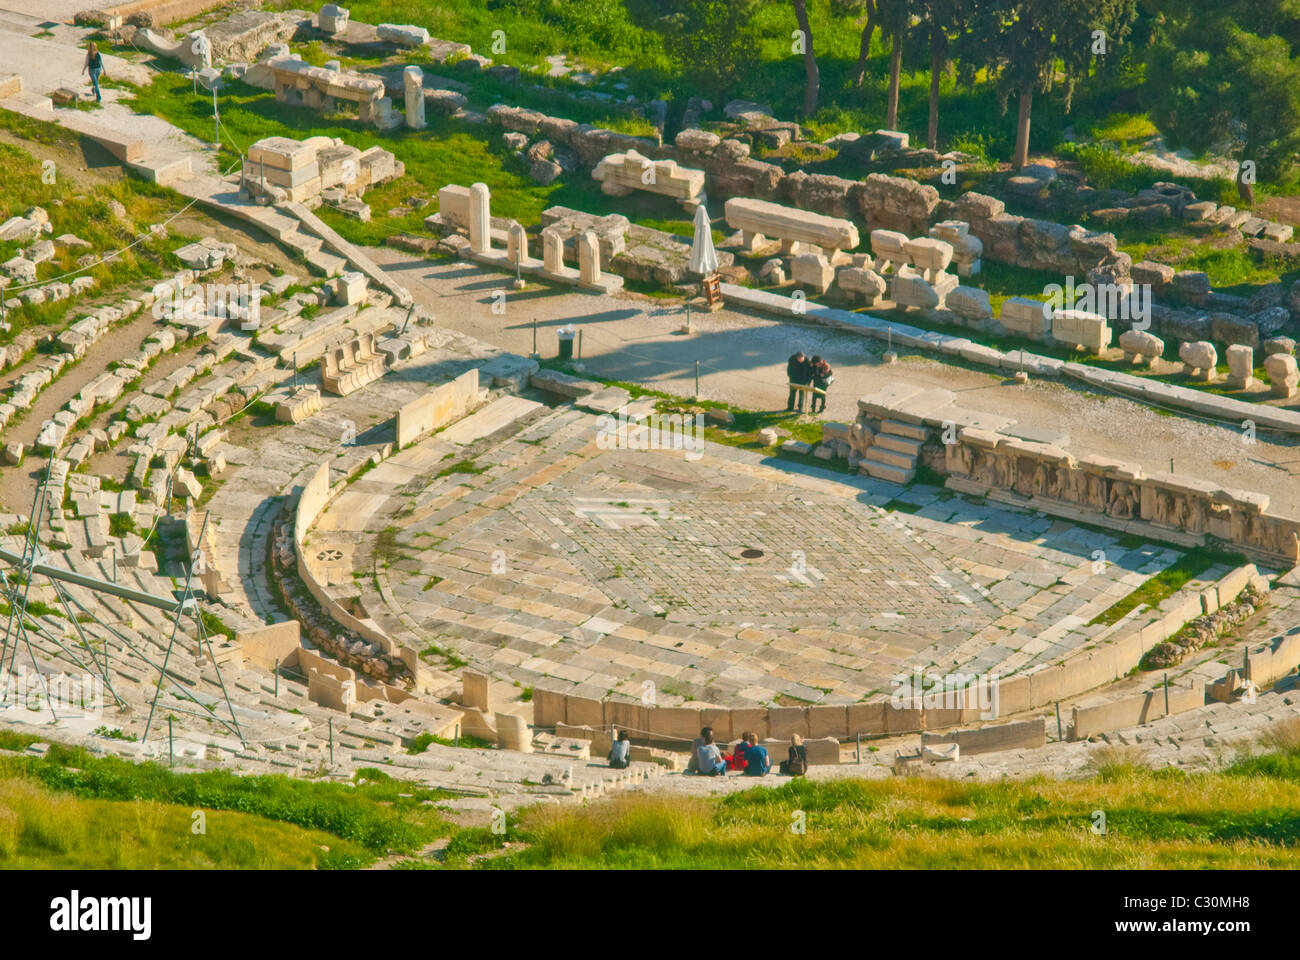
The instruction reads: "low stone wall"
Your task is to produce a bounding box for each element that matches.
[395,368,478,447]
[1071,685,1205,741]
[939,423,1300,567]
[532,564,1265,747]
[1245,630,1300,688]
[294,458,422,682]
[922,717,1047,755]
[234,619,301,672]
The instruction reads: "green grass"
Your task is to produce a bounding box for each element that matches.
[434,460,489,479]
[1088,547,1246,628]
[123,73,687,251]
[0,111,199,337]
[0,734,455,866]
[483,740,1300,868]
[0,775,373,869]
[421,643,468,669]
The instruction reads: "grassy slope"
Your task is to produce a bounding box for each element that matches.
[0,776,372,869]
[3,727,1299,869]
[0,110,197,341]
[487,745,1300,869]
[125,72,699,248]
[0,732,453,869]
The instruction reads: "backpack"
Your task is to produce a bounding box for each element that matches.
[787,746,807,776]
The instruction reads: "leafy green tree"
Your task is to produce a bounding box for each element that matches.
[625,0,761,97]
[1142,0,1300,202]
[960,0,1138,168]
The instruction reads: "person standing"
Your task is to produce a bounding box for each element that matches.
[82,42,107,103]
[809,356,834,414]
[786,351,812,413]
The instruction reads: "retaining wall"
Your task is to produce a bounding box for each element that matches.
[394,368,478,447]
[532,565,1264,747]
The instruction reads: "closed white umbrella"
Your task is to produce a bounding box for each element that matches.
[688,203,718,276]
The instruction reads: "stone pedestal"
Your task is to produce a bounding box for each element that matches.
[496,713,532,752]
[543,228,564,273]
[403,65,425,130]
[507,221,528,263]
[1264,353,1298,397]
[468,182,490,254]
[1226,344,1255,389]
[578,231,601,284]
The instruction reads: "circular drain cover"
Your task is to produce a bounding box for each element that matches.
[740,548,765,559]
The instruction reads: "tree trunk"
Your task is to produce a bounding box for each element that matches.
[927,32,943,150]
[1012,83,1033,169]
[852,7,878,86]
[886,30,902,129]
[793,0,819,116]
[1236,160,1256,206]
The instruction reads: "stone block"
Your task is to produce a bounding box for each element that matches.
[836,266,886,304]
[947,286,993,325]
[1264,353,1299,398]
[791,252,833,294]
[724,196,859,256]
[1051,308,1112,353]
[1225,344,1255,389]
[377,23,429,47]
[1000,297,1051,339]
[1119,329,1164,365]
[891,267,938,311]
[1179,340,1218,381]
[806,704,848,739]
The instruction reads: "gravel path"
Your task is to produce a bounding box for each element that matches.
[373,247,1300,516]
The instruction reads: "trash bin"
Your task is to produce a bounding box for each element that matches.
[557,325,576,361]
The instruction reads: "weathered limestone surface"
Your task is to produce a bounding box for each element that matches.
[1180,340,1218,381]
[592,150,705,206]
[1051,309,1112,354]
[725,197,860,257]
[1264,353,1298,398]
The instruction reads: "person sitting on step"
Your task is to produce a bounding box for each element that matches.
[608,730,631,769]
[742,732,770,776]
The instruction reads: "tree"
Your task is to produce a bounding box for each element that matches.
[962,0,1137,168]
[881,0,912,130]
[833,0,882,86]
[792,0,820,115]
[908,0,970,149]
[1142,0,1300,203]
[625,0,761,97]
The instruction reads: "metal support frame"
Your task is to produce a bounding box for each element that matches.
[0,460,245,748]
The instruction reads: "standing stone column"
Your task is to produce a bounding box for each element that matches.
[578,231,601,284]
[468,182,490,254]
[507,221,527,263]
[542,227,564,273]
[403,65,425,130]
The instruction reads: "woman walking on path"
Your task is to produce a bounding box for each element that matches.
[82,42,107,103]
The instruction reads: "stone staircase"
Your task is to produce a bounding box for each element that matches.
[168,172,350,277]
[861,418,927,484]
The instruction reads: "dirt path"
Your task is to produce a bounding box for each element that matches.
[371,246,1300,517]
